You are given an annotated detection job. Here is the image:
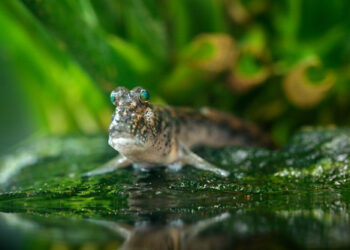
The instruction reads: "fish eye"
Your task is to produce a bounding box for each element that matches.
[110,91,117,105]
[139,89,150,102]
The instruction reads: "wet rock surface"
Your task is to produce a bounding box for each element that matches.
[1,128,350,249]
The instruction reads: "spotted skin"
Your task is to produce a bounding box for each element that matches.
[84,86,273,177]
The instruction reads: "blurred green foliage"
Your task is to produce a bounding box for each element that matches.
[1,0,350,148]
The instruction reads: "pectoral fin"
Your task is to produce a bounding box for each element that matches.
[83,154,131,177]
[180,144,230,177]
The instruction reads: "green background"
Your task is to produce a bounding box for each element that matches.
[1,0,350,153]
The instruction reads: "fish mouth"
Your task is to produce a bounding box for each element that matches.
[110,133,134,139]
[108,133,139,150]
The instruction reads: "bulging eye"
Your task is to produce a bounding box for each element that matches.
[110,91,117,105]
[139,89,150,102]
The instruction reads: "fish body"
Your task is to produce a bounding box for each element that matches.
[87,87,272,177]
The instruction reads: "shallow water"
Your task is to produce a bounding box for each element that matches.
[1,129,350,249]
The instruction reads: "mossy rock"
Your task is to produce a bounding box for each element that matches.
[1,128,350,249]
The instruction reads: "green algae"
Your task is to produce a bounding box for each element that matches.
[1,128,350,248]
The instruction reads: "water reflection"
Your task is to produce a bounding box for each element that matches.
[88,213,231,250]
[1,199,350,250]
[0,211,301,250]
